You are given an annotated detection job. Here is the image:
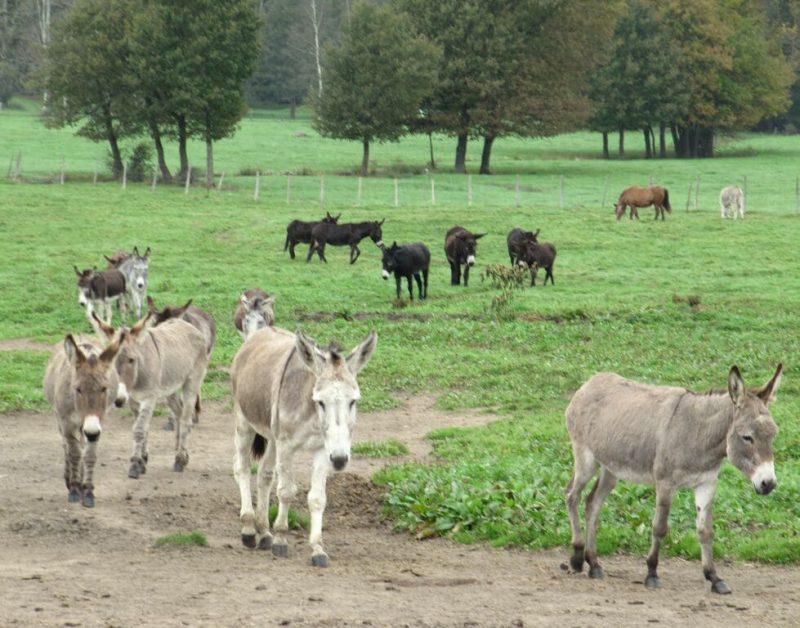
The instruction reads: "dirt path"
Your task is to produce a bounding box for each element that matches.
[1,395,798,627]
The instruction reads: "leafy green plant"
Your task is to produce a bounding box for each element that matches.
[153,531,208,548]
[481,263,526,320]
[353,439,410,457]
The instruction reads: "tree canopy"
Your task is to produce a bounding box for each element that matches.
[312,2,440,176]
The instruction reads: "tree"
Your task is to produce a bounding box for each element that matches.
[399,0,618,174]
[312,3,440,176]
[38,0,137,175]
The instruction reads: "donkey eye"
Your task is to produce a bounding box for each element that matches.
[128,358,135,364]
[75,387,82,394]
[317,401,325,411]
[742,435,754,444]
[349,400,356,410]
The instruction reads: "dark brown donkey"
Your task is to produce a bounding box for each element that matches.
[74,265,127,324]
[444,226,485,286]
[566,364,783,594]
[615,185,672,221]
[307,219,385,264]
[284,212,340,259]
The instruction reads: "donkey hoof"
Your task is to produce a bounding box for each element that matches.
[588,565,604,579]
[711,580,732,595]
[645,575,662,589]
[173,460,185,472]
[128,461,143,479]
[257,536,273,551]
[68,488,81,503]
[569,552,585,573]
[272,543,289,558]
[311,553,329,568]
[241,534,257,548]
[82,493,95,509]
[163,420,174,431]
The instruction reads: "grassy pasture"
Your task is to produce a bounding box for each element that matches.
[2,98,800,564]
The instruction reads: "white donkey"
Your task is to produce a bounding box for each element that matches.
[234,288,275,340]
[720,185,744,219]
[231,326,377,566]
[106,246,150,319]
[99,312,209,478]
[44,332,125,507]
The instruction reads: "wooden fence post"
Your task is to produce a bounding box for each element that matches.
[253,171,260,201]
[467,175,473,207]
[286,174,291,204]
[151,171,158,191]
[122,164,128,190]
[60,157,65,185]
[694,176,700,211]
[92,162,98,186]
[357,176,363,205]
[185,167,192,195]
[430,178,436,205]
[217,171,225,191]
[394,178,399,207]
[685,182,693,212]
[601,177,609,209]
[515,175,521,208]
[560,175,565,209]
[742,174,748,214]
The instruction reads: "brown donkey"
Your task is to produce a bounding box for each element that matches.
[615,185,672,220]
[565,364,783,594]
[44,333,124,507]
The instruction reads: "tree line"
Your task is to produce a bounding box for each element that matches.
[2,0,798,178]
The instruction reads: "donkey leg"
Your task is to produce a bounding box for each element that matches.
[233,409,257,548]
[422,269,429,299]
[129,400,155,478]
[255,437,277,550]
[644,484,674,589]
[81,436,99,508]
[565,448,598,573]
[695,480,730,594]
[395,276,402,300]
[306,242,316,263]
[463,263,470,287]
[307,449,331,567]
[407,276,415,300]
[173,391,195,472]
[271,440,298,558]
[64,427,83,503]
[350,245,361,264]
[413,273,423,300]
[584,468,618,579]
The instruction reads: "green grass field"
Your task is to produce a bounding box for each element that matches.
[2,97,799,564]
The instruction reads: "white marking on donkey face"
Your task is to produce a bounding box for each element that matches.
[115,381,129,407]
[466,254,476,266]
[382,269,390,280]
[313,383,359,471]
[751,460,776,495]
[83,414,102,440]
[78,287,90,307]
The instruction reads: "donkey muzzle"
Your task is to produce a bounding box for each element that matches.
[330,454,349,471]
[466,255,476,267]
[83,415,101,441]
[382,270,390,280]
[752,461,777,495]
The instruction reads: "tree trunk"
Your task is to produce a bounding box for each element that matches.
[103,107,123,178]
[149,118,172,183]
[310,0,323,97]
[659,123,666,158]
[698,127,714,157]
[176,113,189,180]
[602,132,609,159]
[361,138,369,176]
[289,99,296,120]
[690,124,699,158]
[454,133,468,173]
[479,134,494,175]
[643,127,652,158]
[618,125,625,158]
[670,123,681,157]
[206,136,214,187]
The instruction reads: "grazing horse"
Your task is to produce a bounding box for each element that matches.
[105,246,151,319]
[565,364,783,594]
[506,228,539,265]
[615,186,672,221]
[516,239,557,286]
[381,241,430,300]
[720,186,744,219]
[234,288,276,339]
[231,326,377,566]
[444,226,485,287]
[307,219,385,264]
[99,313,210,478]
[284,212,340,260]
[74,265,127,324]
[43,332,124,507]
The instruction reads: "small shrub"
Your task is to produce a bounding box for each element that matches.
[127,142,154,182]
[153,531,208,548]
[482,264,526,319]
[353,439,410,457]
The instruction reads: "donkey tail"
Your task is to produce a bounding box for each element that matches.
[283,230,290,252]
[663,188,672,212]
[251,433,267,460]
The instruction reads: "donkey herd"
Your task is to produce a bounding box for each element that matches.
[47,179,778,596]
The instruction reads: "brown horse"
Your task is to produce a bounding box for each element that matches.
[615,186,672,221]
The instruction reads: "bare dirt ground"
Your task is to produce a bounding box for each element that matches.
[1,394,798,627]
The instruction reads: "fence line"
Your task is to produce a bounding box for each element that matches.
[6,160,800,215]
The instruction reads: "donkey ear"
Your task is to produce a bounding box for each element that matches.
[473,233,486,240]
[756,363,783,405]
[131,312,152,337]
[64,334,85,365]
[379,218,385,225]
[74,265,82,277]
[346,330,377,375]
[240,293,249,306]
[99,333,122,364]
[143,246,151,258]
[146,295,157,312]
[91,311,115,339]
[132,246,140,256]
[295,331,326,375]
[728,365,745,407]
